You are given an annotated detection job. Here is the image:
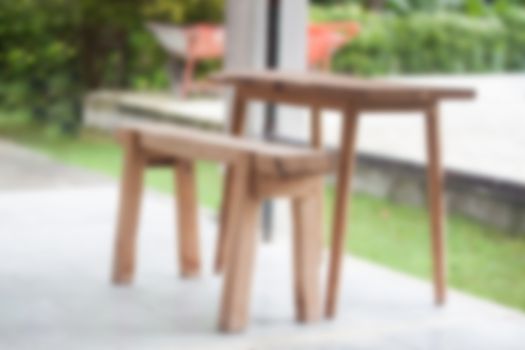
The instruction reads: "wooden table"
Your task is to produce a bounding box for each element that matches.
[212,70,474,318]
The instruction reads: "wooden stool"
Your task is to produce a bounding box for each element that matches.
[111,121,337,332]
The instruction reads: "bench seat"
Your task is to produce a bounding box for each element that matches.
[118,121,338,179]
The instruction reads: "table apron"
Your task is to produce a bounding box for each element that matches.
[238,85,435,113]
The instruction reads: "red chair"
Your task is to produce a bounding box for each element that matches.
[148,22,224,97]
[308,22,360,69]
[149,21,359,98]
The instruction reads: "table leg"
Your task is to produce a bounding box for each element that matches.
[112,131,146,284]
[219,162,259,332]
[174,159,200,278]
[325,107,360,318]
[311,106,323,149]
[215,92,247,273]
[425,103,447,305]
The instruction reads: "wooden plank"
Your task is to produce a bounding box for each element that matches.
[219,161,260,332]
[425,103,447,305]
[325,106,360,318]
[127,121,333,162]
[254,174,324,199]
[234,83,347,110]
[112,130,146,284]
[214,80,448,112]
[140,128,244,165]
[122,121,336,179]
[211,70,475,102]
[147,157,176,167]
[254,150,337,178]
[174,159,200,277]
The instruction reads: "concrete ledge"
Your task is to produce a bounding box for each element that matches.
[84,91,225,131]
[354,153,525,236]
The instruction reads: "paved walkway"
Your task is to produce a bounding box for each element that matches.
[0,139,107,190]
[1,140,525,349]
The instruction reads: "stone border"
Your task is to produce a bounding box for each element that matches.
[354,153,525,236]
[277,136,525,236]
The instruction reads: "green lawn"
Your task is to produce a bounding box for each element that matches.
[1,113,524,312]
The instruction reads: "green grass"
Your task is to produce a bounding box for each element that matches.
[0,113,224,208]
[1,113,525,312]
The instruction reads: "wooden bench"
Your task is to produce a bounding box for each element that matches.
[111,121,337,332]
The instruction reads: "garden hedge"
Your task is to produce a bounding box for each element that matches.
[1,1,524,133]
[322,6,525,75]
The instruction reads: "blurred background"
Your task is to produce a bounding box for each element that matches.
[0,0,524,347]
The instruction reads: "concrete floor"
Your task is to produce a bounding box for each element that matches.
[0,139,107,191]
[1,140,525,349]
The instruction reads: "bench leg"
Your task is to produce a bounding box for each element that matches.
[215,166,234,273]
[174,159,200,277]
[292,182,323,323]
[112,132,145,284]
[219,165,259,332]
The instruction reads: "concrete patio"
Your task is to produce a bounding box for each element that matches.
[1,140,525,349]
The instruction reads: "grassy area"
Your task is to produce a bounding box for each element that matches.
[1,113,525,312]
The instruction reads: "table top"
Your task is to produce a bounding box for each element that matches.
[212,70,475,109]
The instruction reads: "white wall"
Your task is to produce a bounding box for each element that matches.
[224,0,309,140]
[274,0,310,143]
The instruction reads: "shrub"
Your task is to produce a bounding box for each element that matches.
[392,13,506,73]
[0,0,81,132]
[498,8,525,70]
[318,5,525,76]
[0,0,224,134]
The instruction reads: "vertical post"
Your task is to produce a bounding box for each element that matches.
[325,107,359,318]
[224,0,309,241]
[425,102,447,305]
[261,0,281,241]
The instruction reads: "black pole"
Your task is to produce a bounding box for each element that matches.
[262,0,280,241]
[265,0,279,137]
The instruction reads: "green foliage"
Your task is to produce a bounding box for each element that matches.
[1,0,523,132]
[498,7,525,70]
[144,0,224,24]
[0,0,224,134]
[0,0,81,133]
[316,3,522,76]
